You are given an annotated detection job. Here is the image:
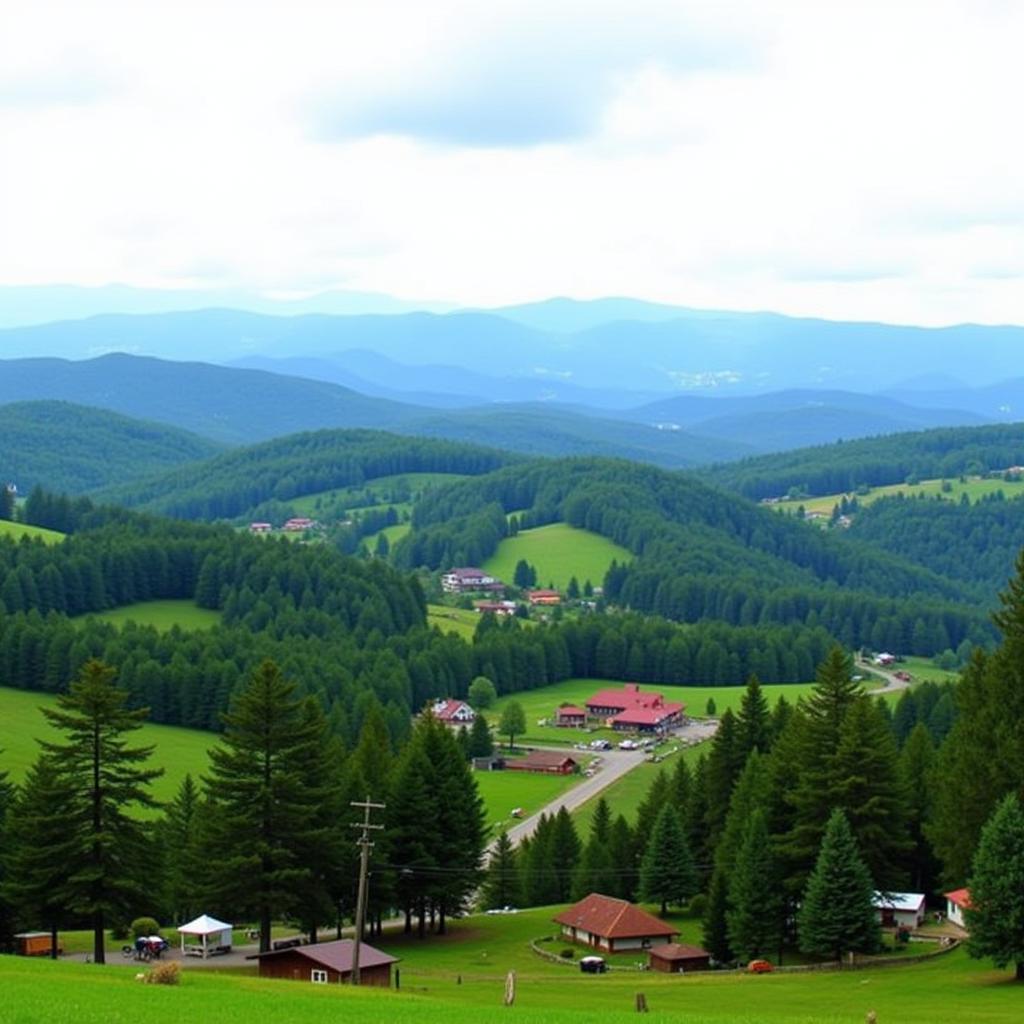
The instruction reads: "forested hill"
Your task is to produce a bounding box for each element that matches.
[702,422,1024,500]
[395,457,996,653]
[0,400,222,494]
[96,429,514,521]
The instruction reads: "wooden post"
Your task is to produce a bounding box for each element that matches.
[504,969,516,1006]
[350,796,385,986]
[635,993,648,1013]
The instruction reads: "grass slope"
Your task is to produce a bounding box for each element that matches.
[0,686,214,805]
[483,523,631,591]
[0,519,64,545]
[80,599,222,632]
[427,604,479,640]
[474,770,582,836]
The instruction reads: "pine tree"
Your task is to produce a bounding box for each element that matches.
[900,723,938,893]
[567,576,580,600]
[37,659,162,964]
[550,807,582,902]
[0,761,14,948]
[737,674,771,757]
[702,866,733,963]
[638,805,697,915]
[704,709,743,844]
[201,659,326,953]
[797,810,879,962]
[468,712,494,758]
[966,794,1024,980]
[607,814,636,901]
[160,774,205,924]
[727,809,783,962]
[482,832,522,910]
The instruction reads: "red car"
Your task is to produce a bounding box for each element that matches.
[748,959,774,974]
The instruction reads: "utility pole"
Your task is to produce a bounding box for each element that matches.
[350,795,385,985]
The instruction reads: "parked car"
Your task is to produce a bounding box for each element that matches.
[748,959,774,974]
[580,955,607,973]
[617,739,638,750]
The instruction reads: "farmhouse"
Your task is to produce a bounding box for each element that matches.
[585,683,684,734]
[554,705,587,728]
[248,521,273,534]
[873,891,926,929]
[430,698,476,727]
[554,893,678,953]
[249,939,397,986]
[474,599,518,616]
[945,888,972,929]
[527,589,562,605]
[441,567,505,593]
[648,943,711,973]
[283,517,317,532]
[506,750,577,774]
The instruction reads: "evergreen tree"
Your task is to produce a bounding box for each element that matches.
[468,712,494,758]
[498,701,526,750]
[201,659,326,953]
[727,809,783,962]
[607,814,635,901]
[966,794,1024,980]
[160,773,205,924]
[482,831,522,910]
[550,807,582,903]
[704,709,743,845]
[702,867,733,963]
[0,761,13,949]
[0,484,13,521]
[467,675,497,709]
[589,797,613,846]
[899,723,938,893]
[638,805,697,915]
[797,810,879,962]
[37,659,162,964]
[567,576,580,600]
[737,674,771,757]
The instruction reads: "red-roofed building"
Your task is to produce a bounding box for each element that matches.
[554,893,678,953]
[648,943,711,973]
[506,750,577,774]
[554,705,587,728]
[585,683,684,734]
[283,517,317,532]
[429,698,476,727]
[249,522,273,534]
[527,589,561,605]
[441,567,505,593]
[248,939,397,986]
[474,600,518,616]
[945,888,973,929]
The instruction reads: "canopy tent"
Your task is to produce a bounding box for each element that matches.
[177,914,233,958]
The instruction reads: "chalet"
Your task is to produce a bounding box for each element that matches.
[554,705,587,728]
[554,893,678,953]
[249,522,273,534]
[648,943,711,973]
[527,589,561,606]
[430,698,476,727]
[283,517,317,532]
[585,683,684,734]
[249,939,397,986]
[945,888,972,929]
[474,600,518,616]
[873,891,926,929]
[441,567,505,594]
[506,750,577,775]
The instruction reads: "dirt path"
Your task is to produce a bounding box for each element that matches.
[856,657,914,695]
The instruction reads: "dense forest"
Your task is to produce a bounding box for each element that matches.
[96,429,513,521]
[703,422,1024,500]
[0,401,221,495]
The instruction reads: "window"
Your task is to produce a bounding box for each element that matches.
[311,969,328,984]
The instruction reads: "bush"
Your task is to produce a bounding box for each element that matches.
[110,922,130,941]
[688,893,708,918]
[131,917,161,939]
[560,948,575,959]
[146,961,181,986]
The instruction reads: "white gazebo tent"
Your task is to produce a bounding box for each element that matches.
[177,914,233,958]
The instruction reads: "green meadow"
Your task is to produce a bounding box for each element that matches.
[474,769,583,835]
[427,604,480,640]
[0,686,215,805]
[0,519,65,545]
[291,472,469,520]
[483,523,631,591]
[80,599,222,632]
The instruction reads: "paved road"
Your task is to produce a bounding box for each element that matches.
[856,657,914,695]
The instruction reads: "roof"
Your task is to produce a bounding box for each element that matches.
[945,888,973,909]
[249,939,397,972]
[612,703,684,726]
[446,567,488,577]
[556,705,587,716]
[431,698,474,722]
[587,684,663,710]
[528,589,561,597]
[513,750,577,769]
[648,943,711,962]
[553,893,678,940]
[873,891,926,912]
[178,914,232,936]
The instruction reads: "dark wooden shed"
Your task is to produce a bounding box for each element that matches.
[648,943,711,973]
[248,939,397,986]
[14,932,62,957]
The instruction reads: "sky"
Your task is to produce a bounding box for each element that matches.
[0,0,1021,326]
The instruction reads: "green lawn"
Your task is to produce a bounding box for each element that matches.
[3,908,1021,1024]
[483,523,631,591]
[474,770,583,836]
[0,686,215,806]
[427,604,480,641]
[79,599,221,632]
[0,519,65,545]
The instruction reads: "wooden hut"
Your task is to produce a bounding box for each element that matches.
[249,938,397,986]
[648,943,711,973]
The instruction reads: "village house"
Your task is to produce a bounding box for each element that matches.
[526,588,561,606]
[873,891,926,929]
[506,750,578,775]
[585,683,684,734]
[648,943,711,973]
[474,599,518,616]
[248,521,273,534]
[249,939,397,986]
[283,517,317,532]
[429,698,476,727]
[553,705,587,728]
[945,888,972,929]
[554,893,678,953]
[441,567,505,594]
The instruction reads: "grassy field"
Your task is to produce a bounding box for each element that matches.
[2,908,1020,1024]
[427,604,480,640]
[483,523,631,591]
[474,770,583,836]
[0,519,65,545]
[291,472,468,519]
[774,474,1024,519]
[0,686,215,805]
[80,599,222,632]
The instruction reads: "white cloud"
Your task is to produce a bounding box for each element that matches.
[0,0,1020,326]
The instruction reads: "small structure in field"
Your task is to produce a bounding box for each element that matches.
[945,888,972,928]
[648,943,711,973]
[283,517,317,532]
[14,932,62,957]
[526,589,561,606]
[177,913,233,958]
[506,750,578,775]
[873,892,926,929]
[554,893,678,953]
[249,938,397,986]
[554,705,587,728]
[430,698,476,727]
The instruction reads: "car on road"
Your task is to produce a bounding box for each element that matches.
[589,739,612,750]
[580,955,607,973]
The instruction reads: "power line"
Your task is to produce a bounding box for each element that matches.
[350,795,385,986]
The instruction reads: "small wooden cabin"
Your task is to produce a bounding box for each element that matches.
[249,939,397,986]
[15,932,62,957]
[648,943,711,973]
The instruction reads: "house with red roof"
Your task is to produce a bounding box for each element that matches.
[506,750,577,775]
[554,893,678,953]
[554,705,587,728]
[527,589,561,606]
[429,698,476,727]
[585,683,684,734]
[945,888,972,929]
[248,939,397,986]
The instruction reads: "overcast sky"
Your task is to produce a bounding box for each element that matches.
[1,0,1021,325]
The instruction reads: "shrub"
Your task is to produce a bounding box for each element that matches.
[146,961,181,986]
[110,922,130,941]
[688,893,708,918]
[560,948,575,959]
[131,917,161,939]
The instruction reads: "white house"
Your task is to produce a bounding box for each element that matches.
[873,892,926,929]
[430,698,476,727]
[945,888,972,929]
